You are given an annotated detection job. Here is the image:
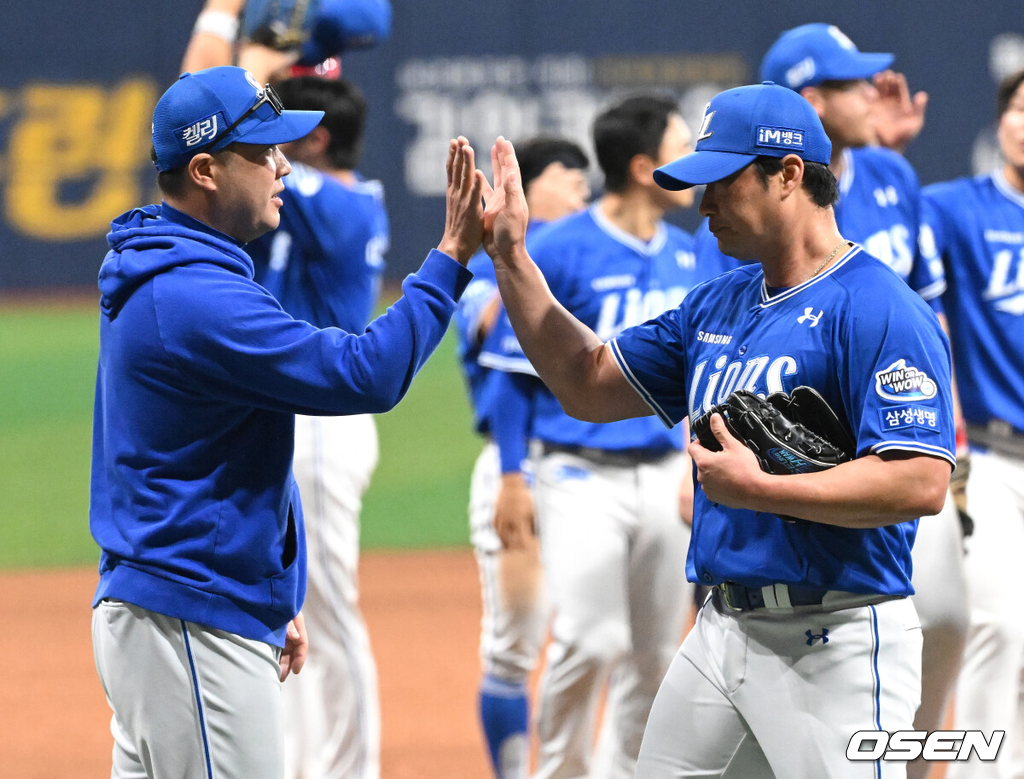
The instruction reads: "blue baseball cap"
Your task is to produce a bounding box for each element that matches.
[653,82,832,191]
[152,66,324,172]
[760,24,894,91]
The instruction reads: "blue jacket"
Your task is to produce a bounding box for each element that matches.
[90,203,470,645]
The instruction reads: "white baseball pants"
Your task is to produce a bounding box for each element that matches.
[92,599,285,779]
[949,448,1024,779]
[636,595,922,779]
[283,413,380,779]
[531,448,692,779]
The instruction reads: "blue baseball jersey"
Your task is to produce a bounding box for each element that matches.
[485,203,733,453]
[611,246,956,595]
[695,147,946,311]
[924,170,1024,431]
[247,162,388,333]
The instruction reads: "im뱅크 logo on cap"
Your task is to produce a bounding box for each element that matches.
[756,126,805,150]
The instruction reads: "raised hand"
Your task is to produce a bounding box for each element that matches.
[438,137,486,265]
[872,69,928,152]
[482,136,530,265]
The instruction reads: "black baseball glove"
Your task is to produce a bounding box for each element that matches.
[691,387,855,476]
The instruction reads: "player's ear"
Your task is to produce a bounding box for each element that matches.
[778,154,804,198]
[800,86,826,117]
[629,153,658,188]
[305,126,331,156]
[187,153,218,193]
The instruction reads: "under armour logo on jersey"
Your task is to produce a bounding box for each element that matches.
[806,628,829,646]
[797,307,823,327]
[697,107,715,142]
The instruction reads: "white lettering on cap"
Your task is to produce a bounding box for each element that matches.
[828,26,857,51]
[786,57,816,88]
[697,106,715,141]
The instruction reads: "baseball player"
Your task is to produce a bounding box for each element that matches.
[242,75,387,779]
[923,67,1024,779]
[700,25,967,757]
[454,136,591,779]
[90,66,484,778]
[488,95,732,779]
[480,81,955,777]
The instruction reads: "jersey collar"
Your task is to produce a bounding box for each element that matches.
[590,203,668,257]
[993,168,1024,210]
[757,245,861,307]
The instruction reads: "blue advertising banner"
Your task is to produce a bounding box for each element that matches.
[2,1,1022,289]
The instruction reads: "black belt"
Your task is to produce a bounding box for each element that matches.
[539,442,675,466]
[714,582,830,612]
[967,420,1024,460]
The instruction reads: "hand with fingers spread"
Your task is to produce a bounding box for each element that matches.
[482,136,530,265]
[438,136,487,265]
[687,413,767,511]
[279,612,308,682]
[872,69,928,152]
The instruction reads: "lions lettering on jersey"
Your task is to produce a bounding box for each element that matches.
[594,284,689,340]
[982,240,1024,313]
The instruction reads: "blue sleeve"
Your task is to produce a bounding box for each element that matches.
[478,307,536,376]
[482,370,537,473]
[901,166,947,314]
[609,306,689,428]
[453,276,498,354]
[157,249,471,416]
[840,290,956,467]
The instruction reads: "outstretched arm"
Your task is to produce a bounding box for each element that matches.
[180,0,244,74]
[481,137,651,423]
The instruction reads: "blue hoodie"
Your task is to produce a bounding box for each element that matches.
[91,203,471,645]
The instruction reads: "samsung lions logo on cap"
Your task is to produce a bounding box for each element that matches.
[756,126,805,151]
[178,114,220,147]
[874,359,938,402]
[244,70,262,92]
[697,106,715,142]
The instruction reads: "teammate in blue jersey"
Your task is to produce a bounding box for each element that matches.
[89,66,484,779]
[479,82,954,777]
[924,68,1024,779]
[484,95,732,779]
[754,26,970,759]
[242,75,388,779]
[454,136,591,779]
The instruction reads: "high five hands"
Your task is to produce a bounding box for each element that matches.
[436,136,530,267]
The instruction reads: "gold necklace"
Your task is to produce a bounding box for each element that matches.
[810,240,849,280]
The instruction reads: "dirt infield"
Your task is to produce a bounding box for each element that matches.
[0,550,491,779]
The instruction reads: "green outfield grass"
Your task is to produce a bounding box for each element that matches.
[0,299,479,569]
